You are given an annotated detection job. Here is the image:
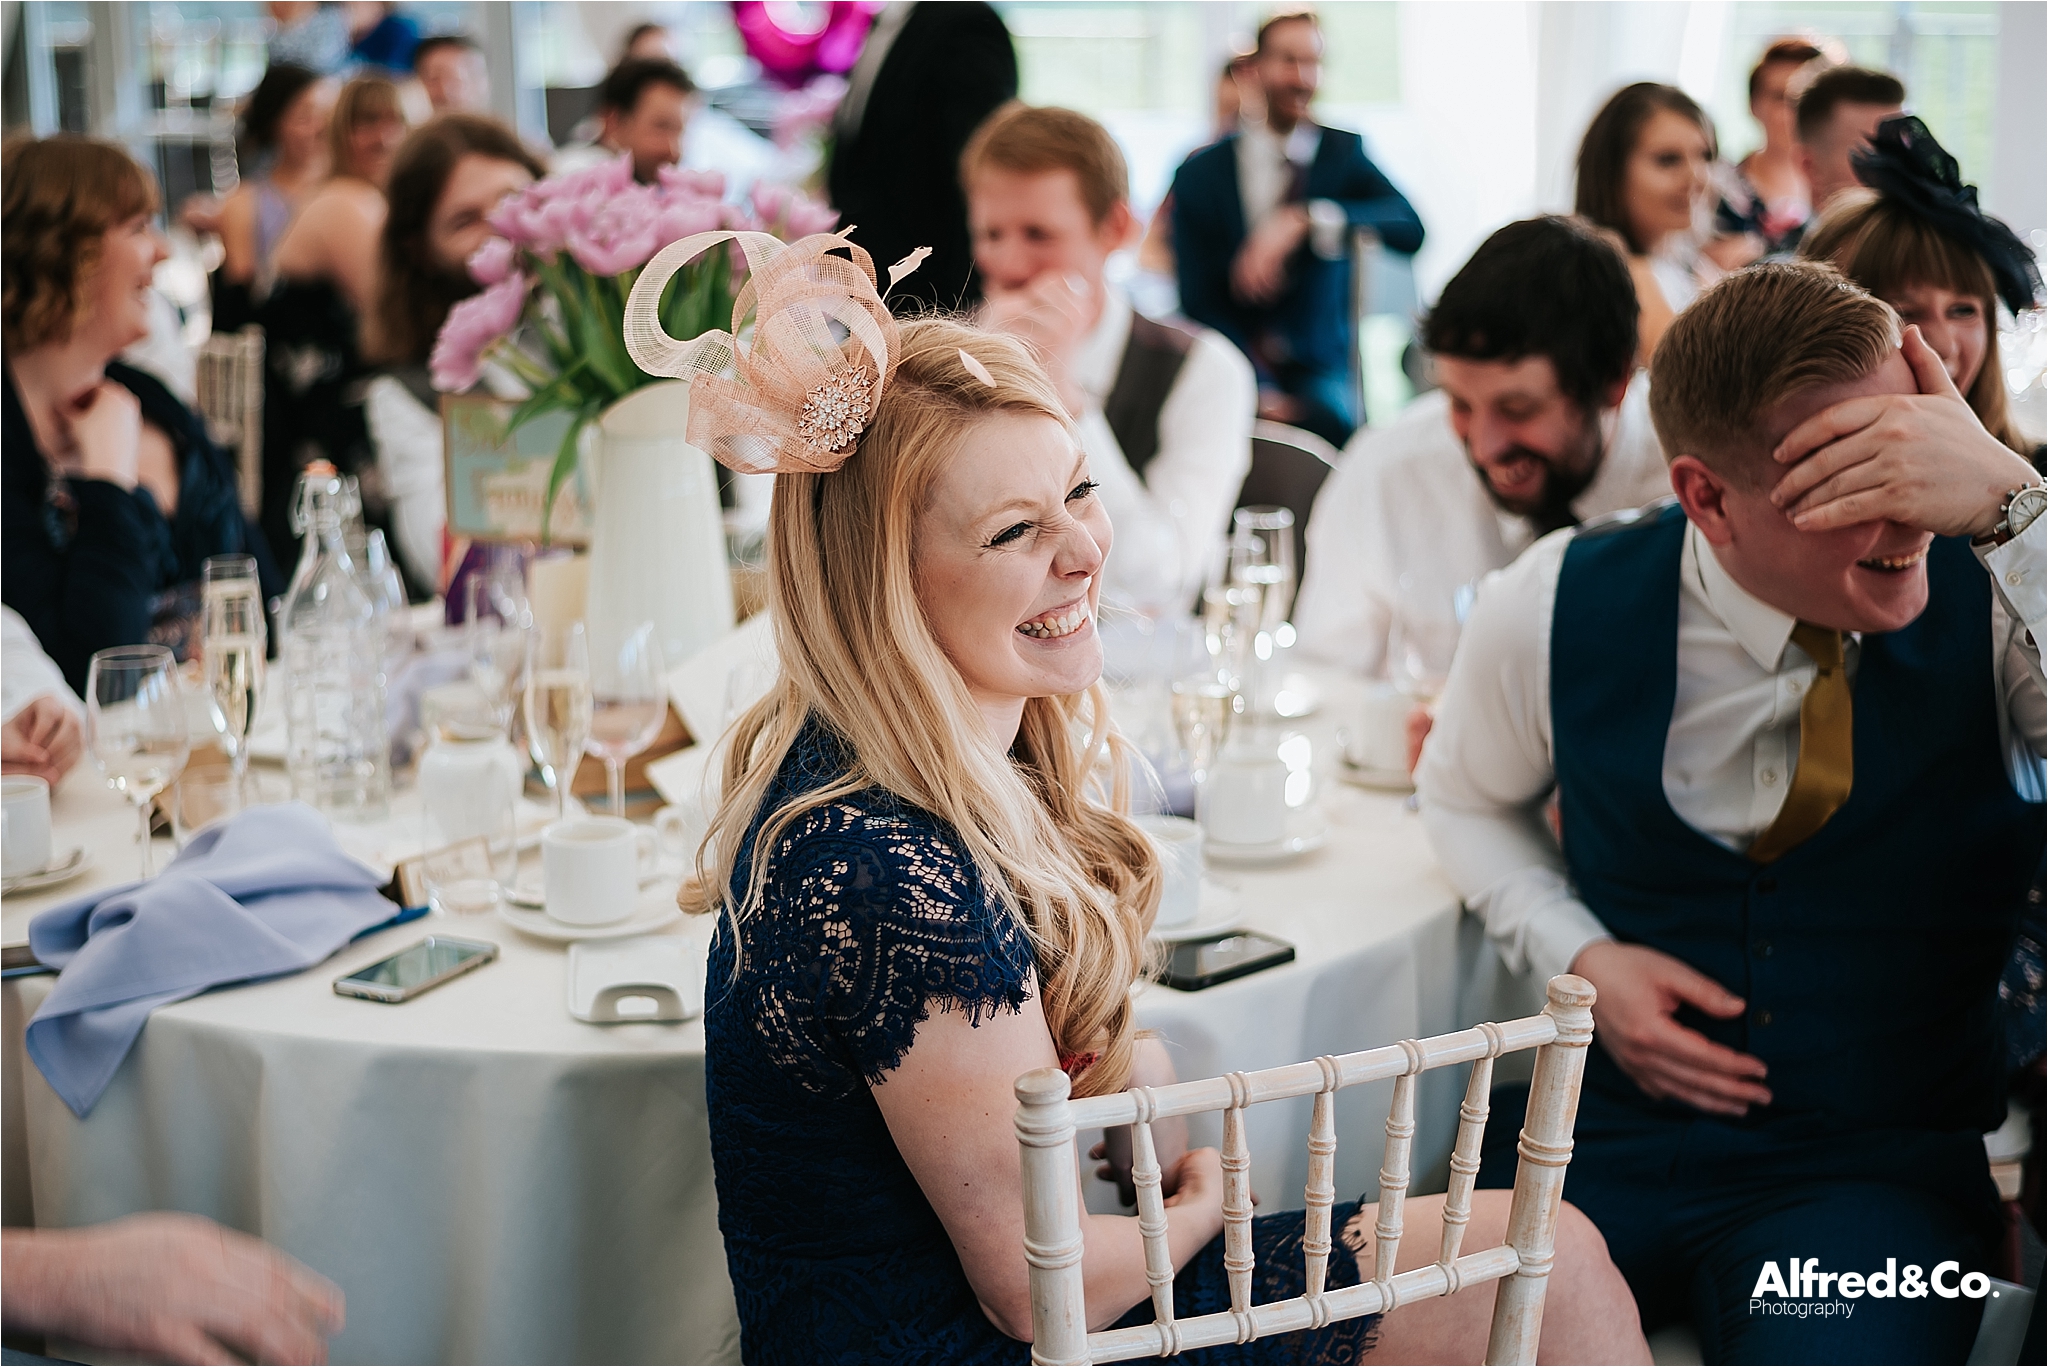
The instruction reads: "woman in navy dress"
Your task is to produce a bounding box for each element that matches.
[648,246,1643,1364]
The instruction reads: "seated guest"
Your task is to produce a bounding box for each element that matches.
[2,137,280,693]
[364,115,543,593]
[262,72,408,568]
[1800,114,2042,460]
[1419,261,2045,1362]
[551,58,694,185]
[211,62,334,333]
[1781,64,1905,252]
[412,33,489,115]
[1171,11,1422,448]
[2,1213,343,1364]
[1295,217,1671,685]
[965,104,1253,609]
[1573,82,1717,360]
[1721,38,1827,254]
[667,249,1644,1361]
[2,608,84,788]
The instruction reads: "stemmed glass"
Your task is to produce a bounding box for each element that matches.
[524,620,592,823]
[587,622,666,817]
[201,553,265,794]
[86,645,190,878]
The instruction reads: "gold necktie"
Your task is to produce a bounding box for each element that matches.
[1749,623,1853,864]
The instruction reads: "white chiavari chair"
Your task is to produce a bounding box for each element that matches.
[194,325,265,518]
[1014,974,1596,1366]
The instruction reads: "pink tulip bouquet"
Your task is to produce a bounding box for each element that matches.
[431,153,838,534]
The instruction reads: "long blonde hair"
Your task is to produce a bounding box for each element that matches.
[681,319,1160,1098]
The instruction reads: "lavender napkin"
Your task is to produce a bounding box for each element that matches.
[26,802,401,1117]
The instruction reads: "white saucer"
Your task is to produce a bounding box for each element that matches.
[1338,756,1414,794]
[496,900,682,943]
[1203,809,1330,866]
[1,847,90,896]
[506,865,667,909]
[1150,878,1243,941]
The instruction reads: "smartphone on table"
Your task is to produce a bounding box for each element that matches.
[1155,930,1295,992]
[334,936,497,1003]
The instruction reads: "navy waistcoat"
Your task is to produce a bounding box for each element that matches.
[1551,504,2042,1134]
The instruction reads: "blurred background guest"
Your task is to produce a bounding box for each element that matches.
[1719,38,1828,255]
[2,137,279,692]
[552,57,695,184]
[412,32,489,115]
[347,1,421,77]
[2,1214,343,1365]
[364,114,544,593]
[829,1,1018,314]
[1137,53,1261,289]
[261,72,408,566]
[1,608,83,789]
[966,104,1253,612]
[1785,64,1906,249]
[1171,11,1423,448]
[1802,114,2044,461]
[1573,82,1716,361]
[620,20,678,64]
[266,1,350,75]
[1296,216,1667,696]
[210,62,335,334]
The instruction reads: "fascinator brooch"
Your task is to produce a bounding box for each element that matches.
[1853,114,2044,316]
[622,228,929,474]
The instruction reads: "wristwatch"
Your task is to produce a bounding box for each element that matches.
[1977,483,2048,547]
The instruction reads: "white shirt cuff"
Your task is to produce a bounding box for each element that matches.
[1980,514,2047,660]
[1306,200,1348,260]
[1525,898,1614,985]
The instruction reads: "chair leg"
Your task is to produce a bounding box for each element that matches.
[1484,975,1596,1366]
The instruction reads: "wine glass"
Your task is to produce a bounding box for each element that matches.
[1228,506,1297,634]
[202,553,266,793]
[587,622,666,817]
[524,620,592,823]
[86,645,190,878]
[1388,571,1471,707]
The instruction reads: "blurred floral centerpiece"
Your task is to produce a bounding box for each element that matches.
[432,151,836,673]
[430,152,838,532]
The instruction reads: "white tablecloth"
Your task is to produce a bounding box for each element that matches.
[1,670,1538,1364]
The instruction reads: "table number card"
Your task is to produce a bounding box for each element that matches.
[442,395,594,547]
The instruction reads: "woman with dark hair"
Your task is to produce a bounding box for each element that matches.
[259,73,409,570]
[2,137,280,691]
[363,115,544,589]
[1575,82,1716,361]
[211,62,334,331]
[1801,115,2045,461]
[1725,38,1827,250]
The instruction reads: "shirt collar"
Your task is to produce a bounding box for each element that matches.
[1071,283,1132,407]
[1682,520,1798,671]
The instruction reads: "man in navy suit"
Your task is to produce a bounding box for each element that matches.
[1170,12,1423,448]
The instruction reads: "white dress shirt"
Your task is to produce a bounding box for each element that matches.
[1416,511,2048,983]
[1294,373,1672,678]
[1233,122,1347,260]
[2,607,82,722]
[1072,286,1255,606]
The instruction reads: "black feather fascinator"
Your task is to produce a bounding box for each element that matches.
[1852,114,2043,315]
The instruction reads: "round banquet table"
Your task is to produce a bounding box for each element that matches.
[1,667,1541,1364]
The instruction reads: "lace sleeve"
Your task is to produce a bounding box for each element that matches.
[746,798,1035,1094]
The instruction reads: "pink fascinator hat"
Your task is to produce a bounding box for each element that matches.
[623,228,929,475]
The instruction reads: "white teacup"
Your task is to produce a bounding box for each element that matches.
[542,818,656,926]
[1202,747,1290,847]
[2,775,52,879]
[1134,814,1203,929]
[1344,681,1413,774]
[653,800,709,869]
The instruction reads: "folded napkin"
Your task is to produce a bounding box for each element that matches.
[26,802,402,1117]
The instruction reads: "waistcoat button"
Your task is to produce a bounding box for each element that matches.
[1754,940,1773,957]
[1753,1008,1774,1026]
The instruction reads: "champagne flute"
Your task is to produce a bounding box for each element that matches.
[86,645,190,878]
[524,620,592,823]
[587,622,666,817]
[202,553,266,792]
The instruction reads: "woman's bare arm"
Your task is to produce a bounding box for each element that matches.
[216,187,258,286]
[871,977,1224,1341]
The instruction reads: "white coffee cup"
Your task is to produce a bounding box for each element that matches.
[1,775,52,879]
[1202,747,1290,847]
[542,818,656,926]
[1345,681,1413,774]
[653,800,709,870]
[1134,814,1203,929]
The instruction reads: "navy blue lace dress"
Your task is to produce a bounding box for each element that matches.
[704,720,1382,1364]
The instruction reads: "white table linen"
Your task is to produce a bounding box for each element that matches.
[4,670,1538,1364]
